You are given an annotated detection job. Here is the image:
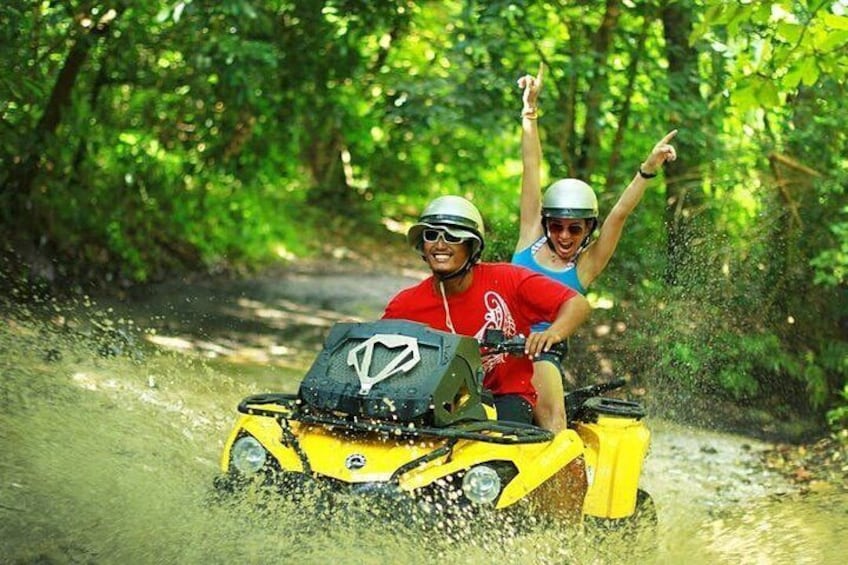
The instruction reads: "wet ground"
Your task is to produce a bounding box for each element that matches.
[2,260,846,564]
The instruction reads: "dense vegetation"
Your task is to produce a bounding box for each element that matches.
[2,1,846,433]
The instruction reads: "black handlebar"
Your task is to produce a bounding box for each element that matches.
[480,328,527,356]
[579,377,627,396]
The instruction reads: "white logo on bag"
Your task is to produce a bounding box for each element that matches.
[347,334,421,395]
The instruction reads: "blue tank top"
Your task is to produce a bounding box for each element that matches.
[512,237,587,332]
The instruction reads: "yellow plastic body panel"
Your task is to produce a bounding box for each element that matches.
[494,429,584,508]
[575,415,650,519]
[220,410,585,511]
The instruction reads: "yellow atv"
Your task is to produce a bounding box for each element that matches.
[216,320,653,528]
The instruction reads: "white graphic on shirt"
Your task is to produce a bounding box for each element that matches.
[474,291,517,373]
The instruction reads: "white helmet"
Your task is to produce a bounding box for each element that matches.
[407,195,485,264]
[541,178,599,220]
[541,179,599,251]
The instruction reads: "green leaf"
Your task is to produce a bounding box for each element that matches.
[823,13,848,31]
[818,30,848,51]
[731,82,760,112]
[756,80,780,107]
[776,22,803,43]
[800,57,820,86]
[782,61,805,89]
[119,132,140,145]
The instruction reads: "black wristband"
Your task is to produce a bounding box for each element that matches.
[638,167,657,179]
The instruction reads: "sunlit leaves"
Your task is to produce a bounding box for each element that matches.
[783,56,819,89]
[775,21,803,43]
[699,0,848,108]
[822,12,848,30]
[731,75,781,111]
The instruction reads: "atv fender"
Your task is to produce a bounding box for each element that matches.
[497,428,586,509]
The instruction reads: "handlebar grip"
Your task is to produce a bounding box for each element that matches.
[607,377,627,389]
[572,377,627,398]
[479,333,527,356]
[592,378,627,395]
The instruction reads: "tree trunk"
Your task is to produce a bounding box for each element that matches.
[606,16,651,186]
[302,114,353,212]
[576,0,621,179]
[1,39,91,207]
[1,9,119,224]
[553,32,581,175]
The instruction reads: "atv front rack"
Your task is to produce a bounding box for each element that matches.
[238,393,554,445]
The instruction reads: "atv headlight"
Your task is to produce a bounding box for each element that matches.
[230,435,267,474]
[462,465,501,505]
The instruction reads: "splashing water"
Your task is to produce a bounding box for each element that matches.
[1,270,845,564]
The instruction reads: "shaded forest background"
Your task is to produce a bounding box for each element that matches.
[1,0,846,435]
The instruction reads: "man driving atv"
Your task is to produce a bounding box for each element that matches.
[382,195,591,432]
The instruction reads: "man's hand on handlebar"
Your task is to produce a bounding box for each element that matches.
[480,329,564,358]
[525,329,562,358]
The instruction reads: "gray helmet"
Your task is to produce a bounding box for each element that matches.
[407,195,485,264]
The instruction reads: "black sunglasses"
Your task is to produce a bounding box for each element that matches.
[548,222,586,236]
[422,228,468,244]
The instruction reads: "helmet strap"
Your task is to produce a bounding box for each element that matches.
[542,219,556,252]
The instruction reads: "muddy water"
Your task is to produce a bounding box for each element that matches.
[2,266,846,564]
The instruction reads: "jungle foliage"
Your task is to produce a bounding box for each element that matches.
[1,0,846,431]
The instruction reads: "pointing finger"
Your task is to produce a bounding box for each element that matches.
[660,129,678,145]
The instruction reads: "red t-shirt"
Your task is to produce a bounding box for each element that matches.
[382,262,577,405]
